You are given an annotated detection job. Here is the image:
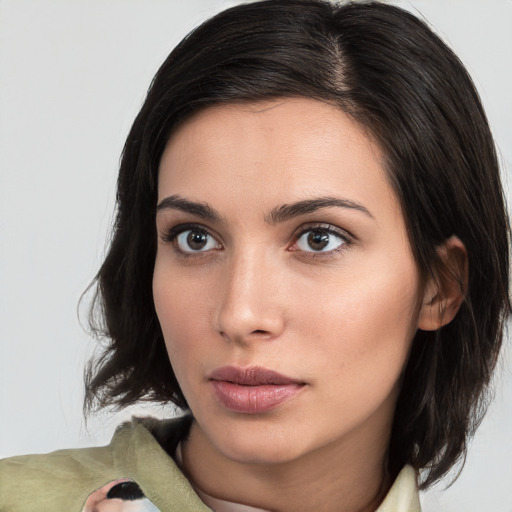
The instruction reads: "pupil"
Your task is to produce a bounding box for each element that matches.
[308,231,329,250]
[187,231,208,250]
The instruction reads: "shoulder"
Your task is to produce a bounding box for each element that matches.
[1,442,114,510]
[0,415,203,512]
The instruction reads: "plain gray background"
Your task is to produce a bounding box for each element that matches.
[1,1,511,510]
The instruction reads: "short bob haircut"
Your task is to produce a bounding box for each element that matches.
[84,0,510,490]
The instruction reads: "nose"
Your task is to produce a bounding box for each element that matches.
[214,248,286,345]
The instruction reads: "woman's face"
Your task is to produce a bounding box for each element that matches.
[153,98,426,465]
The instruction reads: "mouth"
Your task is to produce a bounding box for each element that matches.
[208,366,306,414]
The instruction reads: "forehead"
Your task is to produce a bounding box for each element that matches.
[157,98,399,225]
[162,98,382,168]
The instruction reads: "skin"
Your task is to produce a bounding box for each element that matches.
[83,479,139,512]
[152,98,462,512]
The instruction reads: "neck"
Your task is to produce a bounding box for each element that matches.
[181,419,393,512]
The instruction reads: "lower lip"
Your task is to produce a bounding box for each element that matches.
[211,380,304,414]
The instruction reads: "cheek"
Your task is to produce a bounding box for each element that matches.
[153,264,207,365]
[295,259,422,384]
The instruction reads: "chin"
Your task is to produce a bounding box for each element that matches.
[207,416,308,465]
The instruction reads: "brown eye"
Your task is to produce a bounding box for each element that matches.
[307,231,330,251]
[175,229,220,252]
[295,228,345,253]
[187,231,208,250]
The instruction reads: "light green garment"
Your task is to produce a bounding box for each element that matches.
[0,417,420,511]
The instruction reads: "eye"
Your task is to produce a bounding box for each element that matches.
[294,227,347,253]
[168,226,221,253]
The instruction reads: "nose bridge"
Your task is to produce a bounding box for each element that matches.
[215,243,284,342]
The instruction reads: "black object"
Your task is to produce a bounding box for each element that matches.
[106,481,145,501]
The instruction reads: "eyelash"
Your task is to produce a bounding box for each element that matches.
[161,222,353,259]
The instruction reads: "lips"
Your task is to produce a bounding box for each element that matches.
[209,366,305,414]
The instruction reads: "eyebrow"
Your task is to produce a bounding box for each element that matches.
[156,195,222,221]
[156,194,373,223]
[266,196,373,224]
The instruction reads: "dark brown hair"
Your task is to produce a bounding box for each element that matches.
[84,0,510,489]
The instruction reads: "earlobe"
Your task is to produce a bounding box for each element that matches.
[418,235,468,331]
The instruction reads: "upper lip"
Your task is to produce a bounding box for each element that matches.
[209,366,302,386]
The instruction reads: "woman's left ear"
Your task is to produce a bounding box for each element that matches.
[418,235,468,331]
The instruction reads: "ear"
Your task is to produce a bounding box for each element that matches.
[418,235,468,331]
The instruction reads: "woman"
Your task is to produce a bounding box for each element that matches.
[1,1,509,511]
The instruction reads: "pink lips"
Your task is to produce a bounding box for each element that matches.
[209,366,305,414]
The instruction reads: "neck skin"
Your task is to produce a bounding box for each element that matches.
[180,401,396,512]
